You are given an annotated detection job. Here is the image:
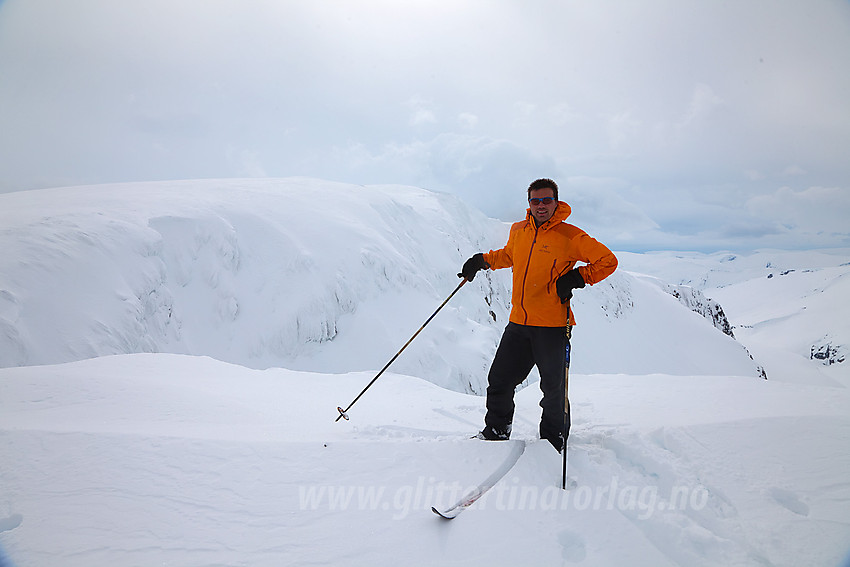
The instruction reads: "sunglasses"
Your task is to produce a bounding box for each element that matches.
[528,197,555,205]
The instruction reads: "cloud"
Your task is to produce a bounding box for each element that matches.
[328,133,558,221]
[606,111,641,150]
[547,102,578,125]
[0,0,849,252]
[226,147,267,178]
[457,113,478,129]
[781,165,807,177]
[678,83,724,129]
[746,186,850,235]
[562,177,659,230]
[406,96,437,126]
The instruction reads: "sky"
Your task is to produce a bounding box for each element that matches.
[0,0,849,252]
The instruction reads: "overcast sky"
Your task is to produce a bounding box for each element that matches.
[1,0,849,252]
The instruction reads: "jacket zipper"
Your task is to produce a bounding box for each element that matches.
[518,222,539,324]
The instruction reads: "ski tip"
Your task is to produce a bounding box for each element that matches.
[431,507,455,520]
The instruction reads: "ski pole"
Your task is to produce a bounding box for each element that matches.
[562,369,570,490]
[562,308,571,490]
[336,277,468,422]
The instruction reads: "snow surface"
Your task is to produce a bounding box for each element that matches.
[1,178,849,566]
[621,249,850,387]
[0,178,514,393]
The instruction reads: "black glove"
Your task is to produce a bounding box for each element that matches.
[556,269,585,303]
[458,253,490,281]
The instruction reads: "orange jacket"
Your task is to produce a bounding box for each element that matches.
[483,201,617,327]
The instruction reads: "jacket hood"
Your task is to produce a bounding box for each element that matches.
[525,200,572,227]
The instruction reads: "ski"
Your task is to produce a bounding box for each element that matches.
[431,439,526,519]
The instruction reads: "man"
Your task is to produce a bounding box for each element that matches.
[460,178,617,452]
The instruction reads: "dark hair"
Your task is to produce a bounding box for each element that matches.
[527,178,558,201]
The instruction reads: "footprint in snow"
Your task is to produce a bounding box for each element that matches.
[767,487,809,516]
[0,514,22,533]
[558,529,587,562]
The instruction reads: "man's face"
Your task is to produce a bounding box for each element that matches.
[528,187,557,224]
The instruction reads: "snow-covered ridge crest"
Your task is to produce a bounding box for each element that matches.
[0,178,764,391]
[0,178,514,392]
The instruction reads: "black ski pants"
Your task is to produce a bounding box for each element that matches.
[484,322,571,442]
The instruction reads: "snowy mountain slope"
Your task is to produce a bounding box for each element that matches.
[0,178,763,391]
[1,354,848,566]
[653,280,734,337]
[570,270,760,377]
[0,178,511,393]
[620,249,850,386]
[710,262,850,387]
[618,248,850,290]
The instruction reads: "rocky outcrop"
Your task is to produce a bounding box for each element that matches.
[664,284,735,338]
[810,339,846,365]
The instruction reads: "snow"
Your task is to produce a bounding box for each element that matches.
[1,178,849,566]
[0,178,514,393]
[621,249,850,387]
